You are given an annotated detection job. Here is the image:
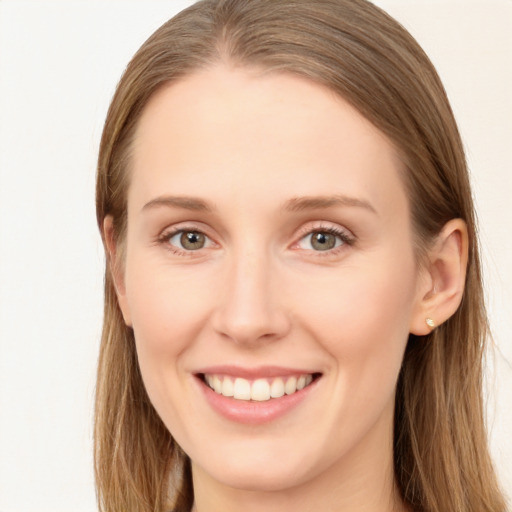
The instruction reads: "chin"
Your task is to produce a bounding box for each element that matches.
[202,462,311,493]
[190,438,326,494]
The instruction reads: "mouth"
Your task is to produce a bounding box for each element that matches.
[199,373,321,402]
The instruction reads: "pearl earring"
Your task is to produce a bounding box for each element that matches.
[426,317,436,329]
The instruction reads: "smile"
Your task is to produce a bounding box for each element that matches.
[203,373,316,401]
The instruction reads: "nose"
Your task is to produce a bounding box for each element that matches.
[211,247,291,346]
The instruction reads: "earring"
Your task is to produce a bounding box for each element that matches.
[425,317,436,329]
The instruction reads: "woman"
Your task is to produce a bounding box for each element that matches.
[94,1,508,511]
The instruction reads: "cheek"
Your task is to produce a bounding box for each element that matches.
[121,253,223,428]
[123,252,217,365]
[290,252,417,394]
[297,261,414,334]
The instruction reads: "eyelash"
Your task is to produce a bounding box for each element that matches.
[157,225,214,257]
[292,224,355,256]
[157,223,355,257]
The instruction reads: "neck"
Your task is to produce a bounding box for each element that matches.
[190,406,408,512]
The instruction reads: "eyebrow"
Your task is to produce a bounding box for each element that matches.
[284,195,377,215]
[142,195,215,213]
[141,193,377,215]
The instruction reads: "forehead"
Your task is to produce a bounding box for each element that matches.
[129,65,407,219]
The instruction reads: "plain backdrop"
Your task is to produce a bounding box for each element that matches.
[0,1,510,511]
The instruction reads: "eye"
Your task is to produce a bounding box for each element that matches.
[164,229,213,251]
[296,228,350,252]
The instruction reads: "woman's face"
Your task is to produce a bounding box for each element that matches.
[116,66,428,493]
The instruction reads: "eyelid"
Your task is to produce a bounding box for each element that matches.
[157,223,218,255]
[290,222,356,252]
[169,230,214,248]
[155,220,355,257]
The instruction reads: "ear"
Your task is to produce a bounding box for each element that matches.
[410,219,468,335]
[103,216,132,327]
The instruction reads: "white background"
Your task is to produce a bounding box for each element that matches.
[0,1,510,510]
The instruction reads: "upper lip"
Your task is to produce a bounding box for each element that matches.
[194,365,320,379]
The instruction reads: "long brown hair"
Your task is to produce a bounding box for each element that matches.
[94,1,507,511]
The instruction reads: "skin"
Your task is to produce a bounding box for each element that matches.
[105,65,468,512]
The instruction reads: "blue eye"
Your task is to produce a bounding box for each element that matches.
[297,229,347,251]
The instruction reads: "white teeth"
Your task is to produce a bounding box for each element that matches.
[233,378,251,400]
[270,378,285,398]
[251,379,270,401]
[284,376,297,395]
[222,376,234,397]
[213,375,222,394]
[205,373,315,401]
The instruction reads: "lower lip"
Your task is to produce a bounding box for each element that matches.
[196,376,319,424]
